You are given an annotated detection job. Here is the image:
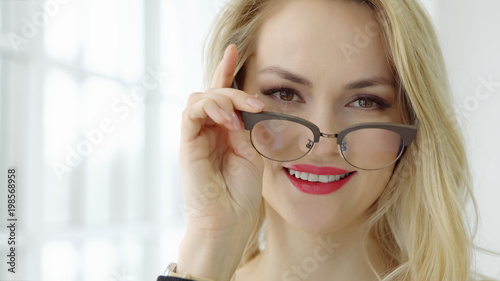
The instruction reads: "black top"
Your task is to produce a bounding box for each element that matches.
[157,276,194,281]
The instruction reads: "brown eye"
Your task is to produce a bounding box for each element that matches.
[348,96,388,109]
[279,91,295,101]
[357,97,374,108]
[261,87,303,103]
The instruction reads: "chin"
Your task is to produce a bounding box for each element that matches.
[267,196,369,236]
[261,161,392,237]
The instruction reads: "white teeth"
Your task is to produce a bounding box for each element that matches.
[308,174,319,182]
[318,175,329,183]
[287,169,352,183]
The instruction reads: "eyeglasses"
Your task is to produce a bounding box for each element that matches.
[240,111,418,170]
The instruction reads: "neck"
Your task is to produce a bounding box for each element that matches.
[236,202,387,281]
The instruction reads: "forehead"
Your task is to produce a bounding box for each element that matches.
[252,0,392,86]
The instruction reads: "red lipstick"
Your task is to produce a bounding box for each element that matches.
[284,164,355,195]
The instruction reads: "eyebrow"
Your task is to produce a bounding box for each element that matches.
[258,66,313,88]
[258,66,395,90]
[345,77,395,90]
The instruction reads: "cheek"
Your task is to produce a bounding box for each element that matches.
[261,160,283,202]
[349,168,393,208]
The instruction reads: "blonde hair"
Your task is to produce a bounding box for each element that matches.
[203,0,478,280]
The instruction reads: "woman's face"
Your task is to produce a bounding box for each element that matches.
[243,0,402,234]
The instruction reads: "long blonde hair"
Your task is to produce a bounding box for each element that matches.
[203,0,477,280]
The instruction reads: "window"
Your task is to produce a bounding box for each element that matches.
[0,0,219,280]
[1,0,498,280]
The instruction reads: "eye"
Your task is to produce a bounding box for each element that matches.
[261,87,303,103]
[277,91,297,102]
[348,95,390,110]
[353,97,376,108]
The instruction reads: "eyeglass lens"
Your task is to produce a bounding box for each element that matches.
[250,119,315,162]
[250,119,404,169]
[341,128,403,169]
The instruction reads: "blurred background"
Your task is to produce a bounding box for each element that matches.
[0,0,498,280]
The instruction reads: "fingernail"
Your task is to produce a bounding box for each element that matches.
[224,44,233,58]
[246,98,265,109]
[230,112,242,130]
[219,108,232,122]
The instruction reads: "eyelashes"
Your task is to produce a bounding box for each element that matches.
[260,85,392,110]
[260,86,304,103]
[348,94,392,109]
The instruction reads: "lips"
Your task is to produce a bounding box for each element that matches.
[284,164,355,195]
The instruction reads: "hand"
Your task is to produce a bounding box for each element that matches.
[177,44,265,281]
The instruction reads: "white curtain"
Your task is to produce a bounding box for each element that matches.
[0,0,498,280]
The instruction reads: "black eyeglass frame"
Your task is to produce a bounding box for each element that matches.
[240,111,419,170]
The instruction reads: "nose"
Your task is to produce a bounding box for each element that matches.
[307,111,342,158]
[309,132,340,158]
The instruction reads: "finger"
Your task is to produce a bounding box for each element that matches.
[186,91,233,114]
[211,44,239,89]
[188,88,265,114]
[199,99,232,125]
[181,88,265,142]
[227,124,263,166]
[181,98,233,143]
